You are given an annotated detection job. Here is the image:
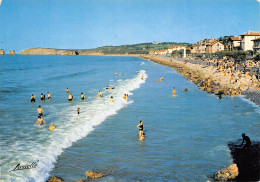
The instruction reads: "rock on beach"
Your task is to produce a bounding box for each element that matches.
[214,164,239,181]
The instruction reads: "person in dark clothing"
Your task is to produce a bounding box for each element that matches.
[240,133,251,149]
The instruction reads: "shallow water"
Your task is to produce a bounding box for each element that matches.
[0,55,259,182]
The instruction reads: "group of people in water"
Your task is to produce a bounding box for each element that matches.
[34,105,56,130]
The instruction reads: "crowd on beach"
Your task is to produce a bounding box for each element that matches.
[31,70,148,141]
[188,57,260,95]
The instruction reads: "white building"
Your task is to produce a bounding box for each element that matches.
[240,31,260,51]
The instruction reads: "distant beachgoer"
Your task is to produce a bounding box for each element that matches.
[139,133,145,141]
[66,88,69,94]
[37,105,44,117]
[172,87,176,95]
[97,91,103,97]
[136,120,144,137]
[68,93,73,101]
[114,72,117,76]
[35,116,45,126]
[123,94,127,100]
[207,78,211,87]
[119,73,122,76]
[141,75,144,80]
[240,133,251,149]
[145,67,147,71]
[160,76,164,81]
[106,86,115,89]
[110,96,114,103]
[31,94,36,102]
[77,108,80,114]
[47,92,51,100]
[81,92,85,100]
[40,93,45,101]
[49,123,56,130]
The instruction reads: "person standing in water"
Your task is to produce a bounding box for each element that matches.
[139,133,145,141]
[172,87,176,95]
[35,116,45,126]
[49,123,56,130]
[37,105,44,117]
[240,133,251,149]
[47,92,51,100]
[66,88,69,94]
[68,93,73,101]
[40,93,45,101]
[31,94,36,102]
[110,96,114,103]
[77,108,80,114]
[160,76,164,81]
[97,91,103,97]
[81,93,85,100]
[136,120,144,137]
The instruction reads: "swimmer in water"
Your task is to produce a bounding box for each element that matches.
[49,123,56,130]
[139,133,145,141]
[68,93,73,101]
[114,72,117,76]
[37,105,44,117]
[110,96,114,103]
[119,73,122,76]
[66,88,69,94]
[31,94,36,102]
[47,92,51,100]
[160,76,164,81]
[35,116,45,126]
[172,87,176,95]
[81,92,85,100]
[145,67,147,71]
[123,94,126,100]
[141,75,144,80]
[77,108,80,114]
[97,91,103,97]
[40,93,45,101]
[136,120,144,137]
[106,85,115,90]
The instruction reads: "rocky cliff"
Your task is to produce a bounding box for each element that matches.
[20,48,78,55]
[9,50,16,55]
[0,49,6,55]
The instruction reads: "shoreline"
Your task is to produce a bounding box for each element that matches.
[139,55,260,107]
[4,53,260,107]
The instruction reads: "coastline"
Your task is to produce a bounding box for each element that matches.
[6,52,260,107]
[139,54,260,107]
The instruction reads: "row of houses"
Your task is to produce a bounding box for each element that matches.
[149,31,260,56]
[227,31,260,54]
[192,30,260,54]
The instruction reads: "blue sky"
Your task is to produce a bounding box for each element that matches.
[0,0,259,52]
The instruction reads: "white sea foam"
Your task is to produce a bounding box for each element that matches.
[240,95,260,115]
[24,70,148,182]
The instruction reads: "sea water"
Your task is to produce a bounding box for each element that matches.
[0,55,259,182]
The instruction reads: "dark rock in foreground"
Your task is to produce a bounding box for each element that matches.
[228,141,260,181]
